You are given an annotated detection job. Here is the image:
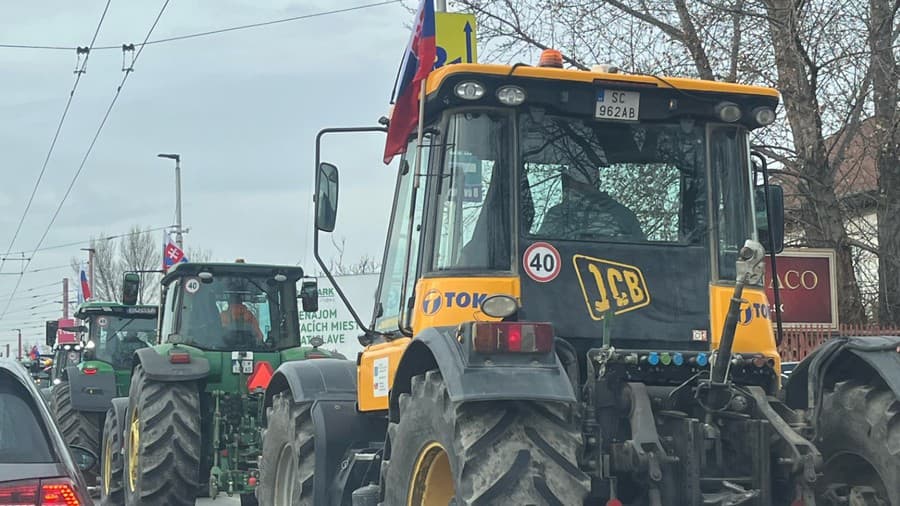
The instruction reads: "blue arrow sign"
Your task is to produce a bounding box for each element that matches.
[464,22,473,63]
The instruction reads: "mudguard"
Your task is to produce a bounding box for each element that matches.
[389,326,577,416]
[134,347,209,382]
[265,358,357,408]
[784,335,900,411]
[266,359,385,506]
[66,366,116,412]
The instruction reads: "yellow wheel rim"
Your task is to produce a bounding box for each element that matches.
[102,432,113,495]
[128,406,140,493]
[408,442,454,506]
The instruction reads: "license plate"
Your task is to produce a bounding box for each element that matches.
[595,90,639,121]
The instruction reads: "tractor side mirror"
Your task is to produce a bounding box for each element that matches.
[45,320,58,347]
[315,162,339,232]
[122,273,141,306]
[755,184,785,254]
[300,280,319,313]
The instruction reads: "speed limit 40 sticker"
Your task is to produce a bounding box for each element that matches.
[523,242,561,283]
[184,277,201,294]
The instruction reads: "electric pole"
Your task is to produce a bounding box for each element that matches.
[158,153,184,249]
[12,328,21,359]
[436,0,446,11]
[62,278,69,319]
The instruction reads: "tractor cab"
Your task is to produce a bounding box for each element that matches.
[315,55,787,409]
[159,262,313,352]
[74,302,157,371]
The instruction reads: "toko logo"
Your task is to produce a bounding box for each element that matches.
[422,289,444,316]
[421,289,490,316]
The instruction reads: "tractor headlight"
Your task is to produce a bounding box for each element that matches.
[715,102,742,122]
[480,294,520,319]
[752,106,776,126]
[496,86,526,106]
[454,81,485,100]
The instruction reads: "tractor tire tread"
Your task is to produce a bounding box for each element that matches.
[818,379,900,505]
[257,391,315,506]
[124,365,200,506]
[100,405,124,505]
[384,371,589,506]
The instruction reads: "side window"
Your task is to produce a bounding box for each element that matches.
[432,112,510,270]
[711,126,752,281]
[159,282,179,341]
[373,136,430,333]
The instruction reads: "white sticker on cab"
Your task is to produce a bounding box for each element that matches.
[373,357,389,398]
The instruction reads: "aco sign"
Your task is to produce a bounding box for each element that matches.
[764,248,838,329]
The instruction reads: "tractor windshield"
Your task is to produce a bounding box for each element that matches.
[175,274,300,351]
[519,112,754,279]
[88,315,156,369]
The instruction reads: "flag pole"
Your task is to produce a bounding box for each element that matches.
[397,81,428,333]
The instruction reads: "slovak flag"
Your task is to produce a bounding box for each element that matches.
[80,267,92,301]
[383,0,436,164]
[162,233,188,272]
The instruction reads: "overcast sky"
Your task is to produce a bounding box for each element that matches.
[0,0,410,348]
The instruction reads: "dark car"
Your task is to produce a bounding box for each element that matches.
[0,358,96,505]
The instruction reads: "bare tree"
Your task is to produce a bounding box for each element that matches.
[327,236,382,276]
[71,226,174,304]
[867,0,900,324]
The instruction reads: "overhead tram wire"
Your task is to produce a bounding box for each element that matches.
[0,0,112,275]
[3,226,168,257]
[0,0,401,52]
[0,0,171,322]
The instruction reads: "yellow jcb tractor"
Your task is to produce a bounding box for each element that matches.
[258,52,900,505]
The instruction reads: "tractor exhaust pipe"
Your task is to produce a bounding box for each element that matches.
[711,240,766,385]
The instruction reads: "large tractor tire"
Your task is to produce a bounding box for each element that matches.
[123,365,201,506]
[257,391,315,506]
[100,405,124,505]
[382,370,589,506]
[816,379,900,505]
[50,382,102,482]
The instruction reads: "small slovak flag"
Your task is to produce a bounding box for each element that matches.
[80,267,92,301]
[163,232,188,272]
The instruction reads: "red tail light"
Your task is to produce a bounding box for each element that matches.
[40,479,82,505]
[0,480,39,505]
[306,352,328,359]
[472,322,554,353]
[169,351,191,364]
[0,478,83,506]
[81,366,97,375]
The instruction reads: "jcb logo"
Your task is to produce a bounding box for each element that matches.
[573,255,650,320]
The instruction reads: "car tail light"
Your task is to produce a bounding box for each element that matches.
[471,322,554,353]
[82,366,97,375]
[0,480,39,505]
[40,479,82,506]
[306,352,328,359]
[169,351,191,364]
[0,478,83,506]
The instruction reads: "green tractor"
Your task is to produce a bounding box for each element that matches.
[47,301,157,484]
[40,320,86,401]
[104,261,336,506]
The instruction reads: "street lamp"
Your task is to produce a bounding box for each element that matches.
[158,153,183,250]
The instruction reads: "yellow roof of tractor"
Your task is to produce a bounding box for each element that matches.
[426,63,779,98]
[420,54,779,129]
